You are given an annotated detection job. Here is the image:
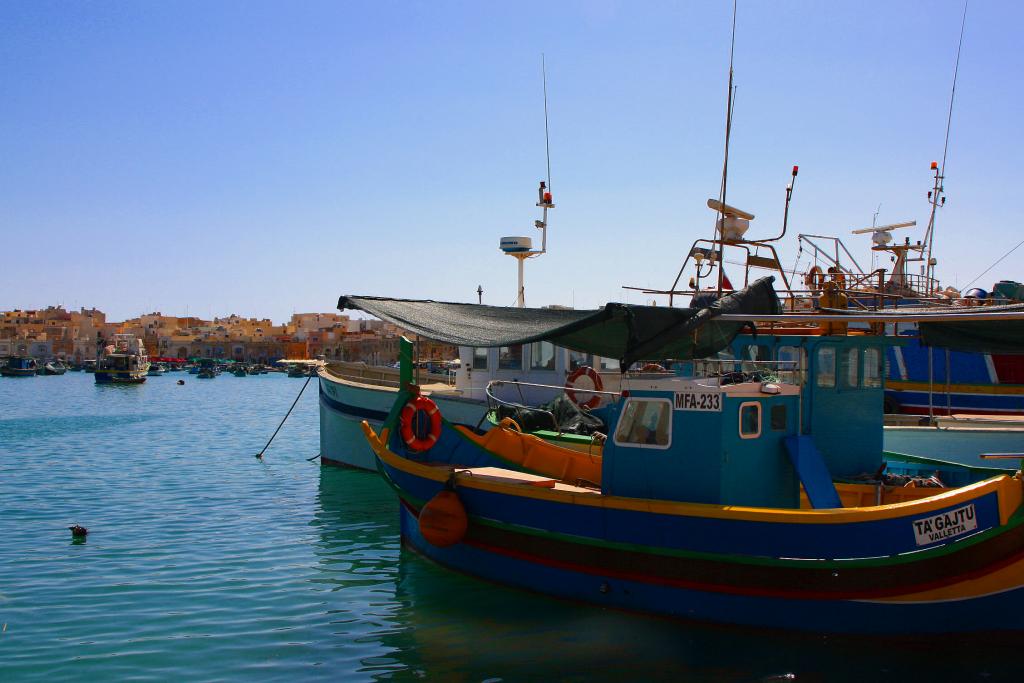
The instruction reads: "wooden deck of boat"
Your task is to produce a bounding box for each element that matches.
[450,466,600,494]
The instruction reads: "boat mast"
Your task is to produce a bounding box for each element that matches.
[923,0,968,295]
[715,1,739,296]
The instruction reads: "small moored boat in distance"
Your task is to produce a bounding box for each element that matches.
[38,361,67,375]
[1,356,38,377]
[95,334,150,384]
[195,358,218,379]
[280,359,323,377]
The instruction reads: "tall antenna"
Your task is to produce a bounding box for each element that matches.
[542,53,552,195]
[923,0,968,293]
[715,0,739,294]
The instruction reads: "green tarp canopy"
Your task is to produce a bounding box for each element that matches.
[919,308,1024,354]
[823,303,1024,354]
[338,276,781,367]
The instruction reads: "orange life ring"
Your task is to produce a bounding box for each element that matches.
[400,395,442,452]
[565,366,603,409]
[804,265,825,290]
[640,363,667,372]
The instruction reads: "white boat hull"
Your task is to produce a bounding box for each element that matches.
[318,369,488,470]
[884,424,1024,467]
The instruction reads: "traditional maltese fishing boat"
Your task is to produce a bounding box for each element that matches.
[344,279,1024,634]
[95,334,150,384]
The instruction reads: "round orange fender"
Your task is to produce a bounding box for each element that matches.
[400,395,442,452]
[419,489,468,547]
[565,366,603,410]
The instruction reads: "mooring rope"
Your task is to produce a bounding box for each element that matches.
[256,374,313,460]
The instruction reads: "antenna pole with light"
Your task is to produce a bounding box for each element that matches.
[499,55,555,308]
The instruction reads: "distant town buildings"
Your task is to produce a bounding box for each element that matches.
[0,306,456,364]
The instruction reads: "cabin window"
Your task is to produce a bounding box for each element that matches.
[498,345,522,371]
[842,348,859,388]
[863,348,883,388]
[568,350,592,371]
[529,341,556,371]
[739,402,762,439]
[598,357,620,372]
[776,346,805,384]
[770,404,787,431]
[816,347,836,388]
[613,399,672,449]
[472,347,488,370]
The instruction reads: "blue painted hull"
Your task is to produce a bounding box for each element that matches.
[398,503,1024,635]
[886,336,1024,415]
[371,434,1024,635]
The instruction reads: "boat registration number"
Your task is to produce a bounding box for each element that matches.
[912,504,977,546]
[674,391,722,412]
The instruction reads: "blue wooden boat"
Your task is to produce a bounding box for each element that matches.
[346,282,1024,634]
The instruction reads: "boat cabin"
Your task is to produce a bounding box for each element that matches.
[600,334,891,509]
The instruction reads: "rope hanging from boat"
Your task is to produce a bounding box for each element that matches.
[256,374,314,460]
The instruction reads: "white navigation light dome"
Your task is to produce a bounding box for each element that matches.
[718,216,750,241]
[500,236,533,254]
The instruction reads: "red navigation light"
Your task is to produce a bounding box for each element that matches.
[930,161,939,170]
[544,192,553,203]
[792,165,799,176]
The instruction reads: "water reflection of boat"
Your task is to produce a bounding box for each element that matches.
[390,543,1020,681]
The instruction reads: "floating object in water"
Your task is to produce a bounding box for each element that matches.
[177,379,185,385]
[69,525,88,538]
[418,488,467,547]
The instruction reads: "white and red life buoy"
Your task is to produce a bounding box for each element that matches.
[565,366,603,410]
[400,395,442,452]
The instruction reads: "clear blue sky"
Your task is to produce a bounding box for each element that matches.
[2,1,1022,322]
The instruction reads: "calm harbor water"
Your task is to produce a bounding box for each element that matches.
[0,372,1017,681]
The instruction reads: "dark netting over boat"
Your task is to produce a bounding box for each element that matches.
[823,303,1024,354]
[496,395,606,436]
[339,277,781,367]
[919,313,1024,354]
